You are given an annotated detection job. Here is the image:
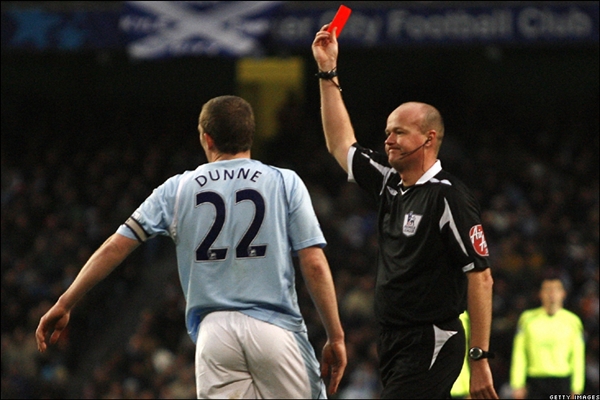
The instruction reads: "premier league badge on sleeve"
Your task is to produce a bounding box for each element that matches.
[403,211,423,237]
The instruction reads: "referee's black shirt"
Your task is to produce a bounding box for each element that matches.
[349,143,491,328]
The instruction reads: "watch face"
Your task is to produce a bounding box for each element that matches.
[470,347,483,359]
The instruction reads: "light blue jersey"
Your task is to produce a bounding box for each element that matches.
[116,158,326,343]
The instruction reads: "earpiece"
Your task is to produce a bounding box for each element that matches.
[398,136,432,159]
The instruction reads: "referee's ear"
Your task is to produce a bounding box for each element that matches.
[426,130,442,154]
[424,129,436,142]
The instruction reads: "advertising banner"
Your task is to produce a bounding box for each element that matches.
[271,4,599,48]
[2,2,598,55]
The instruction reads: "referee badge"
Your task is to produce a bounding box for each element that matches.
[403,211,423,236]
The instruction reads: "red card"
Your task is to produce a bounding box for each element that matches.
[327,5,352,38]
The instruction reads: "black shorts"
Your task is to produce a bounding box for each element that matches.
[526,376,571,399]
[377,318,465,399]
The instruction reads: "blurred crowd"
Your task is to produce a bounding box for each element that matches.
[1,74,598,399]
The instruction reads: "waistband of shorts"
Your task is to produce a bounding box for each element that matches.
[379,316,461,332]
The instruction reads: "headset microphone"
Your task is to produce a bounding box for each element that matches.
[397,137,431,160]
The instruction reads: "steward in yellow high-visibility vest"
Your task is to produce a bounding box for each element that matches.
[451,311,471,399]
[510,277,585,399]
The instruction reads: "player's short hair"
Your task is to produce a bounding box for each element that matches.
[199,95,254,154]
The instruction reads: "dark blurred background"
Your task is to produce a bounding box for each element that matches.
[1,1,598,398]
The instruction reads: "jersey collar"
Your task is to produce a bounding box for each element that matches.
[400,160,442,188]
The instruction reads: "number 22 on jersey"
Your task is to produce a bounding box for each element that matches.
[195,189,267,261]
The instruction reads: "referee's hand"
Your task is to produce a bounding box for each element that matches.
[321,339,347,395]
[470,361,499,399]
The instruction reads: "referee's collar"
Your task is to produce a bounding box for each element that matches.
[409,159,442,186]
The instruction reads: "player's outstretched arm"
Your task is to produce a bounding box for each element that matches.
[297,246,347,395]
[36,233,140,352]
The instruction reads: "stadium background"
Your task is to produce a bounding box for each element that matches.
[1,1,598,398]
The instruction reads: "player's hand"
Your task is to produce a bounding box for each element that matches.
[469,361,499,399]
[320,338,347,395]
[36,302,71,352]
[312,24,339,73]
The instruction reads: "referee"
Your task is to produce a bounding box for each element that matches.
[510,276,586,399]
[312,26,498,399]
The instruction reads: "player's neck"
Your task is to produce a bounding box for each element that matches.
[209,150,251,163]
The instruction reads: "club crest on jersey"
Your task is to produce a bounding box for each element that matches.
[469,224,489,256]
[403,211,423,237]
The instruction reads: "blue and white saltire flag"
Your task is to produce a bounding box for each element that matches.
[121,1,284,59]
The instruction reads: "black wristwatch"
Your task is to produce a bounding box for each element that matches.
[468,347,495,361]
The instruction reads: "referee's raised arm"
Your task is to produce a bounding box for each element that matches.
[312,25,356,173]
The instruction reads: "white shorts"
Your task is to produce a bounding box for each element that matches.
[195,311,326,399]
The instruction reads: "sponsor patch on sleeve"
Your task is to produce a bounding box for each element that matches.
[469,224,489,256]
